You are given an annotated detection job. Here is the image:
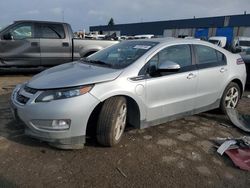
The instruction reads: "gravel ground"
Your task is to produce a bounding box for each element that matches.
[0,74,250,188]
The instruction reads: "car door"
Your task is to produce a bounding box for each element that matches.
[0,22,40,66]
[38,23,71,66]
[144,44,198,122]
[193,44,229,111]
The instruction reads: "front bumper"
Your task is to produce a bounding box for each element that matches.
[10,85,100,149]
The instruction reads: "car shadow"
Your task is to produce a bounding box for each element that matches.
[2,120,54,149]
[245,84,250,91]
[0,176,16,188]
[198,111,232,125]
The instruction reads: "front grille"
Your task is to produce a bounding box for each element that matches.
[16,91,29,105]
[24,85,38,94]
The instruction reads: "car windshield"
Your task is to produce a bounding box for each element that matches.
[83,41,158,69]
[0,25,8,32]
[239,40,250,47]
[0,22,13,33]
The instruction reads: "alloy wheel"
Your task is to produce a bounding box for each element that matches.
[225,87,239,108]
[114,103,127,141]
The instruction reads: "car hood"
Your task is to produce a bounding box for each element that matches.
[27,61,123,89]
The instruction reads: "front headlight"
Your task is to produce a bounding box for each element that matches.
[35,85,93,102]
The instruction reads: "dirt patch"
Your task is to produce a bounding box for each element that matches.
[195,140,213,154]
[196,166,211,176]
[177,161,185,169]
[187,151,202,161]
[167,128,180,134]
[143,135,152,140]
[157,138,177,147]
[192,126,213,136]
[0,137,10,150]
[212,157,223,166]
[162,156,178,163]
[177,132,195,141]
[0,75,32,95]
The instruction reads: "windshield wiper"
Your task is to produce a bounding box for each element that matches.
[81,59,112,67]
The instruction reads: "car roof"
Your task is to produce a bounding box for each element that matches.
[14,20,68,25]
[134,37,213,46]
[131,37,230,55]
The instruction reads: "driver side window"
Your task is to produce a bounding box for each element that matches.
[147,44,192,76]
[10,24,33,40]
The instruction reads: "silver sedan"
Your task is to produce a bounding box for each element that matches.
[11,38,247,149]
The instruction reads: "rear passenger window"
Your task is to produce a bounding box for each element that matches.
[217,51,227,65]
[195,45,217,64]
[41,24,65,39]
[195,45,227,67]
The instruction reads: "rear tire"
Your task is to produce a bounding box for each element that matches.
[220,82,241,113]
[97,97,127,147]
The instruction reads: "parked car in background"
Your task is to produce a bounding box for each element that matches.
[184,36,194,39]
[0,20,118,69]
[11,38,246,149]
[231,36,250,53]
[208,36,227,48]
[85,33,106,40]
[118,36,129,40]
[134,34,154,39]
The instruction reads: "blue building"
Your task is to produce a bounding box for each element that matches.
[90,14,250,44]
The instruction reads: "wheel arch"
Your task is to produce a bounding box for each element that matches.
[231,78,244,97]
[79,45,103,57]
[85,94,143,138]
[221,77,244,99]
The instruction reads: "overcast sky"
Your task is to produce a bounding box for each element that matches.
[0,0,249,31]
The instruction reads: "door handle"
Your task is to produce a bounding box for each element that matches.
[62,42,69,47]
[31,42,39,47]
[220,68,227,73]
[187,73,196,79]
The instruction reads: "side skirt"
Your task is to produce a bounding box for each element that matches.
[140,99,221,129]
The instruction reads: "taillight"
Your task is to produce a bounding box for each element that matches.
[236,58,245,65]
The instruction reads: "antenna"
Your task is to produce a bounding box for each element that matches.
[62,10,65,22]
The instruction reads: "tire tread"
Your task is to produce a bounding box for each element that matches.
[97,96,126,146]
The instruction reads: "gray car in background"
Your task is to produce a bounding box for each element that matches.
[11,38,247,149]
[0,20,118,69]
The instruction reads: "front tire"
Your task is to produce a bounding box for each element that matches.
[220,82,241,113]
[97,97,127,147]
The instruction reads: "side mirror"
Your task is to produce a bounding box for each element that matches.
[158,60,181,72]
[3,33,13,40]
